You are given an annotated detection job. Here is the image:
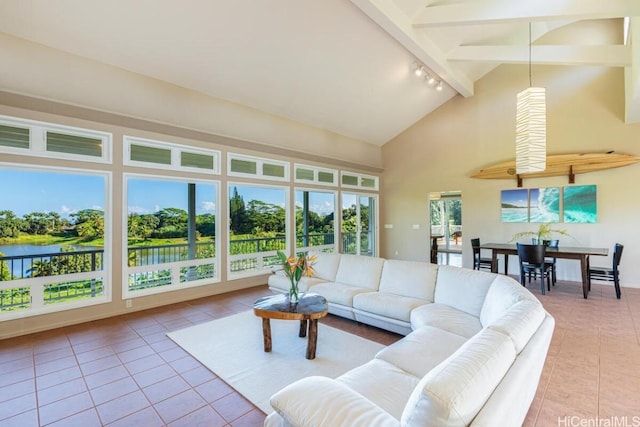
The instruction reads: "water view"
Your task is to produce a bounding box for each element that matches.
[0,244,102,278]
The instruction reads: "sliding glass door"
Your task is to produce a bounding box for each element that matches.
[429,192,462,264]
[341,193,377,256]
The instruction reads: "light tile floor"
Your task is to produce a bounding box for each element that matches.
[0,279,638,426]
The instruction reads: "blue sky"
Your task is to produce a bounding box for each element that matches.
[1,169,340,218]
[129,179,216,215]
[1,169,106,218]
[501,189,529,208]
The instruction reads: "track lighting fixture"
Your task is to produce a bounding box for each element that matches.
[411,60,444,92]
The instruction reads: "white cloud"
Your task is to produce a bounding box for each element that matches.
[128,206,149,215]
[60,205,77,216]
[200,201,216,212]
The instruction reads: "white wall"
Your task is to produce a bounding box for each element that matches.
[381,64,640,289]
[0,33,383,170]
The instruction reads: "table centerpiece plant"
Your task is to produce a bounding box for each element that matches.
[276,250,317,304]
[510,222,571,245]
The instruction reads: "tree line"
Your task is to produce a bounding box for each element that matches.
[2,189,359,242]
[0,209,104,240]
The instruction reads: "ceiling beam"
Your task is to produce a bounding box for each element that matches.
[350,0,474,97]
[414,0,640,28]
[448,45,631,67]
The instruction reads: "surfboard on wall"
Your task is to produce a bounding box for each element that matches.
[471,152,640,186]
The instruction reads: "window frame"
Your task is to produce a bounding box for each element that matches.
[0,114,112,163]
[227,153,290,182]
[227,181,290,279]
[294,186,338,254]
[122,173,221,299]
[0,162,112,321]
[294,163,338,187]
[340,171,379,191]
[123,135,221,175]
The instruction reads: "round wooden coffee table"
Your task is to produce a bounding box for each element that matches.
[253,293,328,359]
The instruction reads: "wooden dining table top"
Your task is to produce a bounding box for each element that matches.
[480,243,608,256]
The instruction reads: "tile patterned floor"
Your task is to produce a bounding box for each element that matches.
[0,280,638,426]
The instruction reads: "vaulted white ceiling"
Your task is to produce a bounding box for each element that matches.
[0,0,637,146]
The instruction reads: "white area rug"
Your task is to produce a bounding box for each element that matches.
[167,310,384,414]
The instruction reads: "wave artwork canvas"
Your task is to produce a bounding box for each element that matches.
[564,185,597,223]
[529,187,560,223]
[501,189,529,222]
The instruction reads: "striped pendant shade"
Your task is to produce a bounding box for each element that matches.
[516,86,546,174]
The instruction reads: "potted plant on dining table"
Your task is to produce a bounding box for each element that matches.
[511,222,571,245]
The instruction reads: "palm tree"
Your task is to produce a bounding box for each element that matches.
[27,260,54,278]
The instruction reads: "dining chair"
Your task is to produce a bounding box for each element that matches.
[527,239,559,286]
[517,243,553,295]
[543,239,559,285]
[471,238,492,271]
[430,236,438,264]
[588,243,624,299]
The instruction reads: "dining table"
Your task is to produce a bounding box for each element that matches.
[480,243,609,299]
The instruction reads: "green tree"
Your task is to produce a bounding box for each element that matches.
[247,200,285,234]
[0,251,10,281]
[52,247,94,274]
[24,212,49,235]
[154,208,187,228]
[27,260,55,277]
[128,213,160,240]
[45,211,62,233]
[229,187,251,235]
[196,213,216,237]
[0,210,22,238]
[72,209,104,239]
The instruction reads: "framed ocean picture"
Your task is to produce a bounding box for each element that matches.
[563,185,597,223]
[529,187,560,223]
[501,189,529,222]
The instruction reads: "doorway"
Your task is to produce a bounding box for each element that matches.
[341,192,377,256]
[429,191,462,266]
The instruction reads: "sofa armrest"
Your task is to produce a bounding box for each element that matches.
[269,376,399,427]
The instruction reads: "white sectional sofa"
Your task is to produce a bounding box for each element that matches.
[265,251,555,427]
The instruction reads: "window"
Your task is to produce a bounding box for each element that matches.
[295,189,337,253]
[124,136,221,174]
[0,115,112,163]
[0,122,29,150]
[124,175,219,298]
[341,193,378,256]
[0,165,111,319]
[228,153,289,181]
[228,183,288,278]
[294,164,337,186]
[341,171,379,190]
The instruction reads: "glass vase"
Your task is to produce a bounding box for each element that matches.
[288,282,300,304]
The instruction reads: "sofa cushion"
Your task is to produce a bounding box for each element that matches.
[479,274,538,327]
[269,376,400,427]
[308,250,342,281]
[410,303,482,339]
[375,326,467,378]
[401,328,517,427]
[334,254,385,291]
[337,358,419,420]
[353,292,428,322]
[311,282,372,307]
[433,266,495,317]
[378,260,438,301]
[487,299,546,353]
